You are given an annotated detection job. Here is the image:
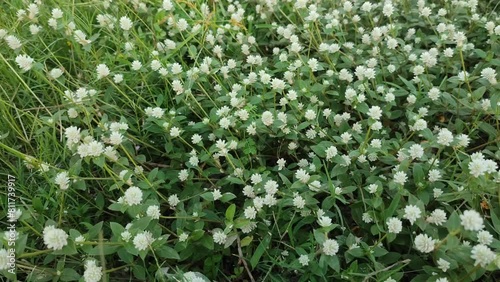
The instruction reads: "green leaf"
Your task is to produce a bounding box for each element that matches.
[87,245,119,255]
[311,141,334,158]
[472,86,486,100]
[383,192,401,219]
[240,236,253,247]
[93,156,105,167]
[220,193,236,203]
[133,265,146,280]
[53,241,77,255]
[326,255,340,272]
[250,235,271,269]
[488,208,500,235]
[199,234,214,250]
[132,217,152,230]
[157,245,180,260]
[225,204,236,222]
[447,211,461,233]
[87,221,103,239]
[413,163,424,184]
[60,268,80,281]
[313,229,326,244]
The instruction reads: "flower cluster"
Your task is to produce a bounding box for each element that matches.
[1,0,499,281]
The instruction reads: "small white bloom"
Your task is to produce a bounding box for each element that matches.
[298,254,309,266]
[471,244,496,267]
[168,194,180,207]
[213,231,227,245]
[460,210,484,231]
[96,64,110,79]
[437,258,450,272]
[146,205,161,219]
[414,234,435,253]
[119,16,133,31]
[133,231,155,251]
[123,186,143,206]
[322,239,339,256]
[403,205,421,225]
[15,54,34,71]
[387,217,403,234]
[43,226,69,250]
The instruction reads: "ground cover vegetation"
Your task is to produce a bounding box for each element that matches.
[0,0,499,281]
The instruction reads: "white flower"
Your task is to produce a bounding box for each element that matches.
[109,132,123,145]
[428,169,441,182]
[367,184,378,194]
[0,249,9,270]
[145,107,165,118]
[412,119,427,131]
[471,244,496,267]
[168,194,180,207]
[96,64,110,79]
[460,210,484,231]
[51,8,63,19]
[191,134,202,144]
[213,231,227,245]
[393,171,407,185]
[317,216,332,228]
[170,127,181,137]
[43,226,69,250]
[481,67,497,84]
[367,106,382,120]
[120,231,131,242]
[382,2,394,17]
[437,128,453,146]
[162,0,174,10]
[27,23,42,35]
[15,54,34,71]
[437,258,450,272]
[362,212,373,223]
[179,233,189,242]
[133,231,155,251]
[403,205,421,225]
[468,159,487,178]
[87,141,104,157]
[49,68,64,79]
[123,186,143,206]
[426,209,447,226]
[74,30,91,45]
[428,87,441,101]
[304,109,316,120]
[298,254,309,266]
[244,206,257,220]
[65,126,81,144]
[475,230,493,246]
[293,195,306,209]
[322,239,339,256]
[261,111,274,126]
[119,16,133,31]
[146,205,161,219]
[5,35,22,50]
[456,134,470,148]
[212,189,222,201]
[414,234,435,253]
[295,169,310,184]
[83,260,103,282]
[54,171,70,190]
[325,146,338,160]
[386,217,402,234]
[408,144,424,159]
[131,60,142,71]
[178,169,189,181]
